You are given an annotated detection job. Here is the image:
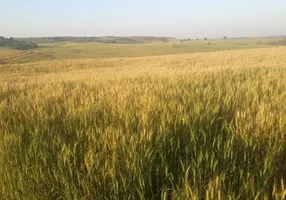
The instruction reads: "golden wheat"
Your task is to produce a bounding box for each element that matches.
[0,47,285,199]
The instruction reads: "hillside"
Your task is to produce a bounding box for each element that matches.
[18,36,175,44]
[1,37,279,64]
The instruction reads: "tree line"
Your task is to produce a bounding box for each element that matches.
[0,37,38,50]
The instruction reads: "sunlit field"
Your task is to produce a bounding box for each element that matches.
[0,47,285,199]
[0,38,277,64]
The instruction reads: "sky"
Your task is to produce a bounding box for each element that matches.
[1,0,286,38]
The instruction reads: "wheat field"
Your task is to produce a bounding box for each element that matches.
[0,47,286,199]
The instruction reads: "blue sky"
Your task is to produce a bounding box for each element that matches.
[1,0,286,38]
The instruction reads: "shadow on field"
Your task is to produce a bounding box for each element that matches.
[0,80,285,199]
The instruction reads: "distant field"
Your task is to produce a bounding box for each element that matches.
[0,38,281,64]
[1,47,286,199]
[0,48,24,61]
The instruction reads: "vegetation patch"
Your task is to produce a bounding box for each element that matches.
[0,36,38,50]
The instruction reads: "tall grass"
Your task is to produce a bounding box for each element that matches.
[0,47,286,199]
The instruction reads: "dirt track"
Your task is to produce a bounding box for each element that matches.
[0,52,36,62]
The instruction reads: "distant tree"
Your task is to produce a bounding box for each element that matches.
[0,37,15,45]
[187,38,191,41]
[223,36,228,40]
[29,42,38,48]
[196,38,199,40]
[0,36,38,50]
[9,37,15,42]
[204,37,208,40]
[0,36,5,45]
